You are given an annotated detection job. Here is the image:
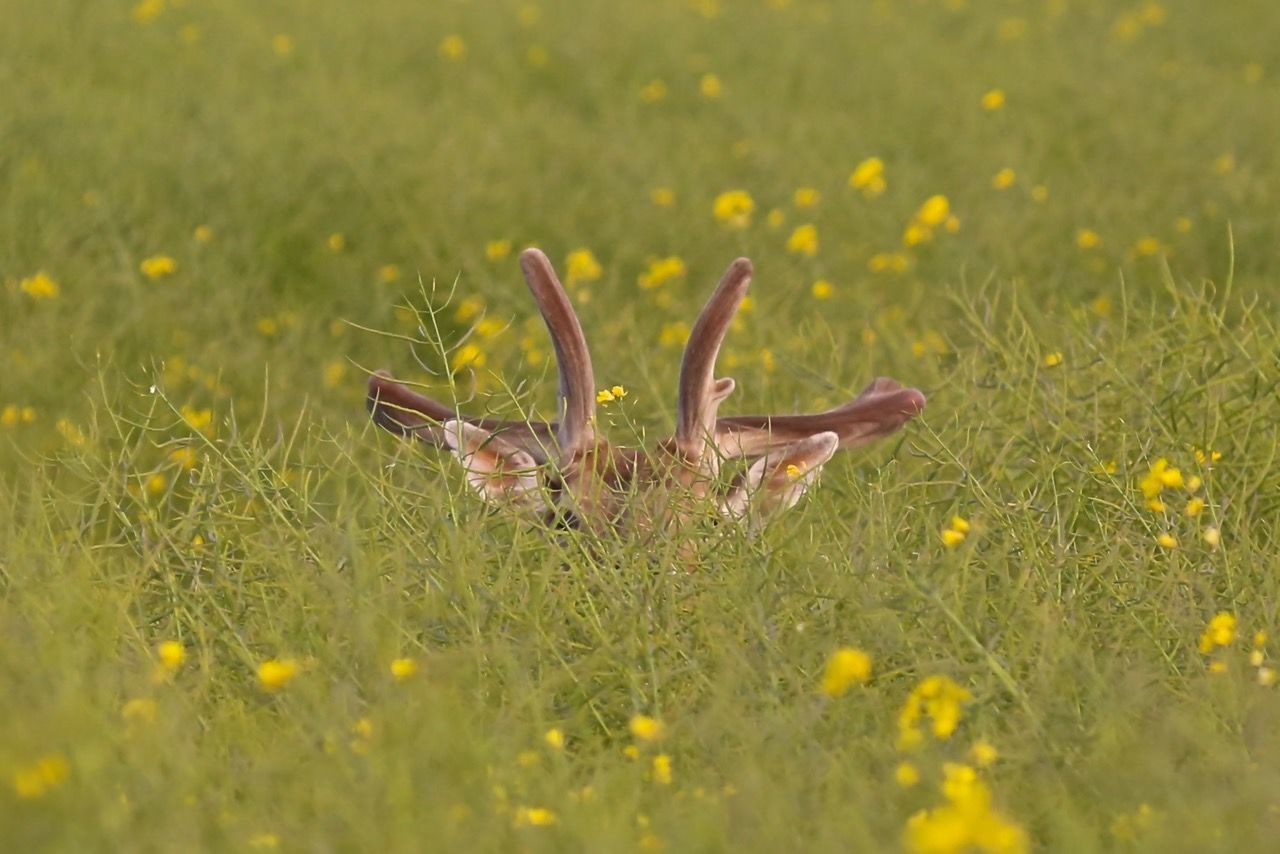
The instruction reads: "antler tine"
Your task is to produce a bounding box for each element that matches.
[675,257,752,463]
[519,248,597,459]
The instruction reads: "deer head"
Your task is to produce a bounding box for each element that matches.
[367,248,925,535]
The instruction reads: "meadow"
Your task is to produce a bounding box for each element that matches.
[3,0,1280,850]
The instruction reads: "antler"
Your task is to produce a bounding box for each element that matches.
[364,249,926,531]
[675,258,752,470]
[519,248,597,462]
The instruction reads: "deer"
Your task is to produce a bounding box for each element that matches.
[366,248,926,538]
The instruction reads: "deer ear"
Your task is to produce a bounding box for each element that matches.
[442,420,544,507]
[722,431,839,520]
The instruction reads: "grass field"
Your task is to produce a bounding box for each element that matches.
[3,0,1280,850]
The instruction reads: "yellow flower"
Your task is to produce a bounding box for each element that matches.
[652,754,673,785]
[623,744,641,760]
[389,657,418,681]
[811,279,833,300]
[821,647,872,697]
[1259,668,1278,687]
[628,714,665,742]
[793,187,821,208]
[257,658,300,692]
[158,640,186,672]
[868,252,909,274]
[1155,533,1177,549]
[122,697,158,724]
[11,754,70,799]
[649,187,675,207]
[193,224,213,243]
[991,168,1016,190]
[483,239,513,262]
[1198,612,1236,654]
[526,45,549,67]
[378,264,401,283]
[699,72,722,99]
[941,528,966,548]
[565,248,602,284]
[596,388,615,404]
[513,806,557,827]
[969,739,999,767]
[438,34,467,61]
[326,233,346,253]
[949,515,970,534]
[322,359,347,389]
[249,832,280,849]
[1134,237,1162,256]
[544,728,565,750]
[451,343,486,372]
[1203,526,1221,548]
[895,761,921,788]
[659,321,691,347]
[785,463,804,480]
[713,190,755,228]
[915,195,950,227]
[786,223,819,257]
[131,0,165,24]
[980,88,1005,110]
[898,675,971,749]
[1030,185,1049,203]
[639,79,668,103]
[1042,352,1063,368]
[140,255,177,279]
[638,256,687,290]
[1211,153,1235,175]
[1174,216,1192,234]
[1076,228,1101,250]
[20,271,60,299]
[849,157,885,197]
[272,34,294,57]
[1185,497,1205,517]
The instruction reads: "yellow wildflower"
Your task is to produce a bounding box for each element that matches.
[895,761,921,788]
[639,79,668,103]
[786,224,819,256]
[980,89,1005,110]
[898,675,971,749]
[257,658,300,692]
[513,806,557,827]
[1134,237,1162,256]
[378,264,401,283]
[438,35,467,61]
[193,224,213,243]
[1185,497,1205,517]
[1203,526,1221,548]
[1198,612,1236,654]
[451,343,485,372]
[628,714,665,742]
[821,647,872,697]
[638,256,687,290]
[793,187,821,208]
[158,640,186,672]
[849,157,886,197]
[652,754,673,785]
[650,187,675,207]
[713,190,755,228]
[565,248,602,284]
[1077,229,1101,250]
[140,255,177,279]
[991,168,1016,190]
[1259,668,1277,687]
[1043,352,1063,368]
[811,279,833,299]
[699,72,722,99]
[969,739,999,767]
[11,754,70,799]
[132,0,165,24]
[544,728,565,750]
[389,657,418,681]
[122,697,158,724]
[1030,185,1049,203]
[271,34,294,57]
[19,271,60,300]
[1211,153,1235,175]
[1156,533,1177,549]
[915,195,950,227]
